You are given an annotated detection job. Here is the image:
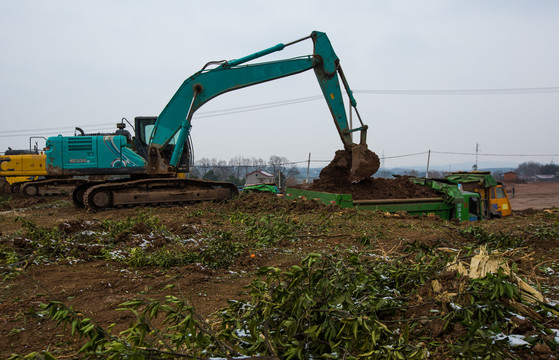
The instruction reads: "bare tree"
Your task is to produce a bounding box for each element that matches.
[515,161,541,177]
[212,159,230,180]
[228,155,244,179]
[267,155,300,187]
[193,155,300,184]
[267,155,287,177]
[427,170,444,179]
[252,157,266,171]
[241,157,253,176]
[194,157,212,178]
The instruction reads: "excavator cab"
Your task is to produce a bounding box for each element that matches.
[133,116,157,161]
[134,116,191,172]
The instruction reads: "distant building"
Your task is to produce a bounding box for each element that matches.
[245,169,275,185]
[502,171,517,183]
[535,174,555,182]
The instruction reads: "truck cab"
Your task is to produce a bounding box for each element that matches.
[488,184,512,217]
[445,172,512,219]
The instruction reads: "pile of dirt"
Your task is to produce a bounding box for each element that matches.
[0,177,11,196]
[306,176,440,200]
[227,192,329,214]
[298,150,439,200]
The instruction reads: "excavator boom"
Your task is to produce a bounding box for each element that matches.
[149,31,379,181]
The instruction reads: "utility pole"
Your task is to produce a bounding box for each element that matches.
[306,153,311,183]
[380,150,385,177]
[473,142,479,171]
[426,150,431,178]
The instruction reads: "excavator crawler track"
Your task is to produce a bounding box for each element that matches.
[82,178,239,211]
[21,178,88,197]
[72,180,120,208]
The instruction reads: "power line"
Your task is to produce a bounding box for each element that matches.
[354,87,559,95]
[1,97,325,137]
[382,151,429,159]
[285,150,559,165]
[195,95,324,118]
[3,86,559,136]
[431,150,559,157]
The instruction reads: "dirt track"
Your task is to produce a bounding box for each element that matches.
[506,181,559,210]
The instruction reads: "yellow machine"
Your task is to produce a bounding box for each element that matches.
[446,172,512,218]
[0,150,83,195]
[0,151,46,189]
[470,183,512,218]
[0,151,46,176]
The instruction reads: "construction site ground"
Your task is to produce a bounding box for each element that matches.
[1,180,559,358]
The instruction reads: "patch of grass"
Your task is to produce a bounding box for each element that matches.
[125,230,245,270]
[200,230,245,269]
[100,210,167,240]
[229,211,300,246]
[0,195,14,209]
[527,223,559,241]
[460,225,524,250]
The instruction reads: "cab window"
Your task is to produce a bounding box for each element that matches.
[495,187,507,199]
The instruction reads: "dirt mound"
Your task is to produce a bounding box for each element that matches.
[227,192,328,214]
[301,172,439,201]
[0,177,11,196]
[318,150,353,187]
[298,150,437,200]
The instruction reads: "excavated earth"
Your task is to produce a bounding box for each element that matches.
[295,150,438,200]
[2,176,559,359]
[304,175,439,200]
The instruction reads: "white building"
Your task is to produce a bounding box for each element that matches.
[245,169,275,185]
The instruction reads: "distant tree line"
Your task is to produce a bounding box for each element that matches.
[377,161,559,180]
[514,161,559,178]
[375,168,446,179]
[188,155,300,187]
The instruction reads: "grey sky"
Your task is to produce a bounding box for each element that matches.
[1,1,558,169]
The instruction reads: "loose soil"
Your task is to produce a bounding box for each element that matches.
[1,182,559,358]
[300,175,440,200]
[295,150,439,200]
[506,181,559,211]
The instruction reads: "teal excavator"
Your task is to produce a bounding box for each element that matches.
[45,31,380,210]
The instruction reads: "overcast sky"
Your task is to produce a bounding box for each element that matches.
[1,1,558,170]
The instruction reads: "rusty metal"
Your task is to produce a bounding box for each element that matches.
[147,146,172,175]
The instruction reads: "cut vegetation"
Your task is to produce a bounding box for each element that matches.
[1,192,559,359]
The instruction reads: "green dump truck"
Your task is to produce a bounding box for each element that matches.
[443,172,512,219]
[285,178,483,221]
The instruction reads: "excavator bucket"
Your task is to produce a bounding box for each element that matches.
[319,146,380,184]
[349,144,380,182]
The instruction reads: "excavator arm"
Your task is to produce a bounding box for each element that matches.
[149,31,379,181]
